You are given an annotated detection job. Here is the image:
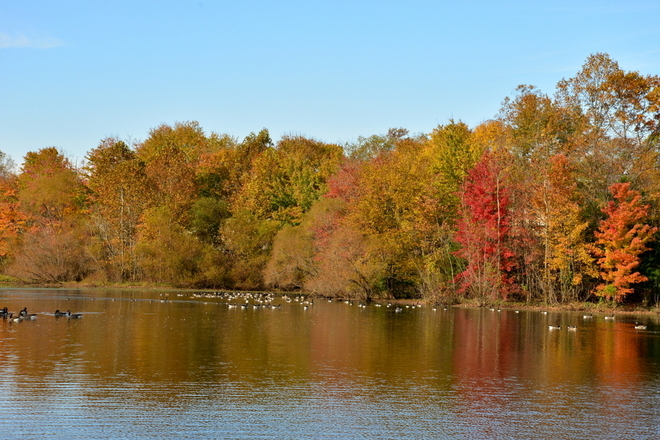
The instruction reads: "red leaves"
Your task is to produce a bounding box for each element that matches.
[454,152,516,301]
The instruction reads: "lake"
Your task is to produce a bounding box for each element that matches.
[0,288,659,439]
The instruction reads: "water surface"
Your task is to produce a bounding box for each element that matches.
[1,288,659,439]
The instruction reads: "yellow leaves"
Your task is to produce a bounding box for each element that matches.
[231,136,343,226]
[137,121,210,165]
[18,147,87,227]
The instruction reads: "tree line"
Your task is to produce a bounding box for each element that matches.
[1,53,659,306]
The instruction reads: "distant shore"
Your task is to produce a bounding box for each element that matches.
[2,278,658,316]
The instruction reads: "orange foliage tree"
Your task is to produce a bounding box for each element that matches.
[591,182,657,302]
[0,175,27,266]
[10,147,92,282]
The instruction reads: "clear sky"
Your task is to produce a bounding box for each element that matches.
[1,1,659,166]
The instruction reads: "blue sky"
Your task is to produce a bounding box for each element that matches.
[1,1,659,166]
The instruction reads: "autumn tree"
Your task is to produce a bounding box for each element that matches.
[85,138,153,281]
[221,210,279,289]
[454,151,516,304]
[555,53,660,200]
[195,129,269,202]
[303,197,379,299]
[9,148,92,282]
[135,206,207,286]
[591,182,657,302]
[342,135,437,298]
[531,154,596,302]
[0,174,27,267]
[232,135,343,225]
[224,135,343,288]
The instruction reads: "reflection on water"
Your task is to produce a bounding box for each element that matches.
[0,288,659,439]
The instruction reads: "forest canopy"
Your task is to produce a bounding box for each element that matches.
[1,53,659,306]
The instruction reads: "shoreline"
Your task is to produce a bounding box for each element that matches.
[2,281,658,315]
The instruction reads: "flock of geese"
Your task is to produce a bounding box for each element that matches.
[546,312,647,331]
[190,290,652,331]
[190,291,427,312]
[2,290,651,331]
[0,307,81,323]
[188,291,654,331]
[483,306,650,331]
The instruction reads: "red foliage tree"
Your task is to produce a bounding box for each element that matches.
[592,182,657,302]
[454,152,516,303]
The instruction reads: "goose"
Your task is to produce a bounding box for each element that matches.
[634,322,647,330]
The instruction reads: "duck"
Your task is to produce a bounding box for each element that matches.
[634,322,647,330]
[19,307,37,320]
[54,309,68,317]
[548,325,561,330]
[582,313,593,319]
[395,306,403,313]
[567,325,577,331]
[65,310,83,319]
[604,315,615,321]
[9,313,22,323]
